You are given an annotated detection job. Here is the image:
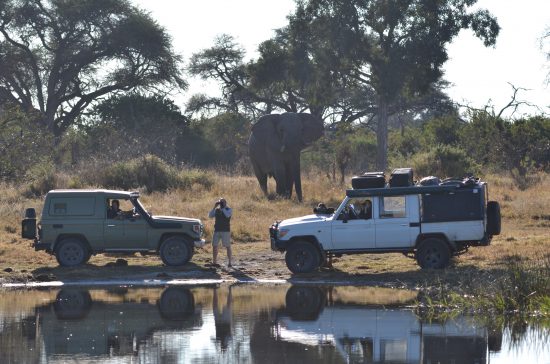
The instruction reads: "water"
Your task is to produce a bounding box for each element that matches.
[0,284,548,363]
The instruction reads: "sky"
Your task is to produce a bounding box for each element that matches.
[132,0,550,118]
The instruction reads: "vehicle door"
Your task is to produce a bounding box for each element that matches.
[123,212,149,250]
[331,198,376,251]
[375,195,415,248]
[103,197,126,248]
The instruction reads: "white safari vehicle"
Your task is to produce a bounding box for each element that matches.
[270,179,501,273]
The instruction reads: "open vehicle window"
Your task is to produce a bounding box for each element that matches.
[107,198,138,219]
[338,198,372,220]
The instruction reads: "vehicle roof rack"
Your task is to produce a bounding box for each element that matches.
[346,185,463,198]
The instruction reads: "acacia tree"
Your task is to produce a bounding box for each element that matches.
[187,34,309,119]
[0,0,185,137]
[294,0,499,170]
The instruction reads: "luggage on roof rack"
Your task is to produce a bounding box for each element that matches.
[389,168,414,187]
[418,176,441,186]
[351,172,386,189]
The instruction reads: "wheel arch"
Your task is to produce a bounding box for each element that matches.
[288,235,324,253]
[54,234,92,253]
[415,233,455,251]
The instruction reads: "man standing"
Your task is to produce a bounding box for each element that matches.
[208,198,232,267]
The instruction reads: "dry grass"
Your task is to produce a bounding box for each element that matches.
[0,172,548,286]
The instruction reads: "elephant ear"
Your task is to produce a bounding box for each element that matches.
[299,113,324,144]
[252,113,283,146]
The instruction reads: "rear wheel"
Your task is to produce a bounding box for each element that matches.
[159,236,193,266]
[55,238,89,267]
[54,289,92,319]
[487,201,501,236]
[416,238,451,269]
[285,241,321,274]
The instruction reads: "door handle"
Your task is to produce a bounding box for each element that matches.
[107,224,116,227]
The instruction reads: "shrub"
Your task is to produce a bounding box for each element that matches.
[101,155,213,192]
[411,144,480,178]
[25,161,58,197]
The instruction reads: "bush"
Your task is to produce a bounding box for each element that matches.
[101,155,213,192]
[411,144,480,178]
[25,161,58,197]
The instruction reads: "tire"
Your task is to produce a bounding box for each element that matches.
[159,236,193,266]
[55,238,89,267]
[487,201,501,236]
[285,241,321,274]
[416,238,451,269]
[54,289,92,320]
[159,287,195,320]
[285,286,325,321]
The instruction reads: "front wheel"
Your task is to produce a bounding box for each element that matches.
[55,238,89,267]
[285,241,321,274]
[285,286,325,320]
[159,236,193,266]
[159,287,195,320]
[416,238,451,269]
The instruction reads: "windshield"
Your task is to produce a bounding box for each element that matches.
[336,197,349,215]
[131,198,150,218]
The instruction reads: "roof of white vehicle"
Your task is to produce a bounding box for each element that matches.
[346,184,485,197]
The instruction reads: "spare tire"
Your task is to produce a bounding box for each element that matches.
[486,201,501,236]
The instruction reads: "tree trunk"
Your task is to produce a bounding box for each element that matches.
[376,97,389,171]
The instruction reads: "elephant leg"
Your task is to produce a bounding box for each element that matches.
[292,155,303,202]
[273,161,287,198]
[251,159,268,196]
[285,163,293,199]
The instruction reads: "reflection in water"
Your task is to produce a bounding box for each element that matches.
[0,284,548,363]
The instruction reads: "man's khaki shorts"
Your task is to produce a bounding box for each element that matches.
[212,231,231,247]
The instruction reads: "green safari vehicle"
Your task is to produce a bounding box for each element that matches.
[21,189,205,267]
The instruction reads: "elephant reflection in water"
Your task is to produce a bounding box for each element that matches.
[249,112,324,202]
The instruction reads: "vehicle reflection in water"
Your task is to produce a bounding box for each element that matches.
[38,286,201,360]
[0,284,548,363]
[276,286,494,364]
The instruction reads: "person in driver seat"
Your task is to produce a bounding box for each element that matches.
[107,199,122,219]
[358,199,372,219]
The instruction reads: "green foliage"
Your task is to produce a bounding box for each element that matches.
[0,104,54,181]
[411,144,480,178]
[0,0,185,136]
[459,111,504,167]
[303,128,377,182]
[388,127,424,159]
[101,155,213,193]
[499,116,550,188]
[423,117,464,146]
[25,160,58,197]
[95,94,187,130]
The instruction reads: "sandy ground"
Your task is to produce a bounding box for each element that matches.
[2,226,548,290]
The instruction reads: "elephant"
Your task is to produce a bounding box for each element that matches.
[248,112,324,202]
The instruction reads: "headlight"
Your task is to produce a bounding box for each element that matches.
[193,224,201,234]
[278,228,290,238]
